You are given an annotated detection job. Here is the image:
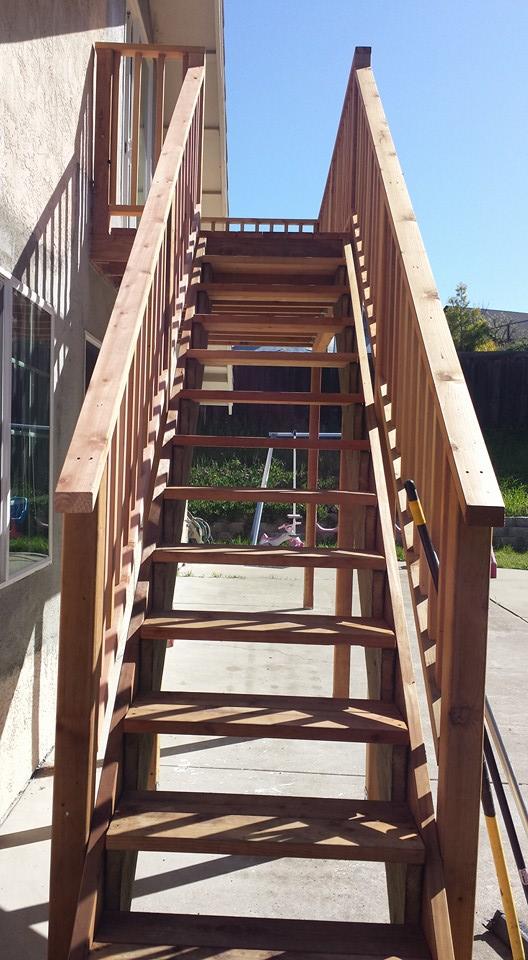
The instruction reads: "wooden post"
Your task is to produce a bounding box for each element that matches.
[436,515,492,960]
[130,52,143,206]
[92,49,114,242]
[303,367,321,608]
[48,471,107,960]
[333,319,359,696]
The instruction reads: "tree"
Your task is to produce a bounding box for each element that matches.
[444,282,495,351]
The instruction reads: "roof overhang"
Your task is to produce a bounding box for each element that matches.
[148,0,228,216]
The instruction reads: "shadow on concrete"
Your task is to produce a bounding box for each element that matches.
[134,854,274,901]
[0,903,48,960]
[0,824,51,849]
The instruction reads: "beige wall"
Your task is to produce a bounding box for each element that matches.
[0,1,125,817]
[0,0,228,818]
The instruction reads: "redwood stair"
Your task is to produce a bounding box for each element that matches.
[68,225,453,960]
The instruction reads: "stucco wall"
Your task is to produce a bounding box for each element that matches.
[0,1,126,817]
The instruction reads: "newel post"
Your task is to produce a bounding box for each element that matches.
[48,469,108,960]
[435,509,492,960]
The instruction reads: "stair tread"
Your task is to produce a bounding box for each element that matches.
[180,390,363,405]
[171,435,370,451]
[124,691,408,744]
[164,487,376,506]
[152,545,386,570]
[198,283,349,303]
[106,790,425,863]
[140,609,396,647]
[92,911,431,959]
[187,349,358,367]
[201,255,346,275]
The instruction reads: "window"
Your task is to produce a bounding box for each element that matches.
[0,271,53,586]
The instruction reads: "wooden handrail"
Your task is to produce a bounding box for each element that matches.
[319,50,503,527]
[201,216,319,233]
[56,65,205,512]
[49,59,205,960]
[320,49,504,960]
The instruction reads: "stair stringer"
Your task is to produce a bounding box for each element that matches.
[345,243,455,960]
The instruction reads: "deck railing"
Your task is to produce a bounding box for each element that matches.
[200,216,319,233]
[320,47,504,960]
[49,57,205,960]
[92,42,206,236]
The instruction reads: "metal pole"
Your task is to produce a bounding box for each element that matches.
[291,431,297,534]
[486,696,528,843]
[250,446,274,545]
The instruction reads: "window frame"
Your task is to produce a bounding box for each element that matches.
[0,267,55,589]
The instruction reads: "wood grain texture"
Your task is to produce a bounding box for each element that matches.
[186,349,358,367]
[124,691,409,743]
[180,390,363,405]
[172,435,370,451]
[107,790,425,863]
[164,486,376,506]
[152,544,386,570]
[140,609,396,646]
[92,911,432,959]
[57,66,205,512]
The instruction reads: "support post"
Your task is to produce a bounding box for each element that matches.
[436,515,492,960]
[49,471,107,960]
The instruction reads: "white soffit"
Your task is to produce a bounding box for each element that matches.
[149,0,228,216]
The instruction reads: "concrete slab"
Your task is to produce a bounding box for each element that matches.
[0,563,526,959]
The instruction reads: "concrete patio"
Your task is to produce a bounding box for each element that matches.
[1,564,527,959]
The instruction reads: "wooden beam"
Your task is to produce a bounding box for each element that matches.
[180,390,363,405]
[107,791,425,863]
[199,282,349,302]
[140,609,396,647]
[172,435,370,451]
[124,691,409,744]
[93,911,432,959]
[130,52,142,206]
[95,42,206,60]
[187,349,358,367]
[153,544,386,570]
[164,486,376,506]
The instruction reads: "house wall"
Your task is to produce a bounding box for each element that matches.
[0,1,126,817]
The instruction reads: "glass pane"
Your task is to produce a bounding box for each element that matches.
[9,291,51,577]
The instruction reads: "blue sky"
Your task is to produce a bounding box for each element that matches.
[224,0,528,311]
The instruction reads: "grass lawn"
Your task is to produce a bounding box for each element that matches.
[494,545,528,570]
[484,428,528,516]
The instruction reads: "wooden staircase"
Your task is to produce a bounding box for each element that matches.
[49,44,503,960]
[73,228,451,960]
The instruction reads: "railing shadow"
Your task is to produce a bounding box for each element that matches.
[0,49,116,806]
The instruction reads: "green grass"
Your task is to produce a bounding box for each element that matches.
[10,535,48,554]
[494,545,528,570]
[484,429,528,517]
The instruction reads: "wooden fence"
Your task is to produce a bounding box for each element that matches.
[460,350,528,429]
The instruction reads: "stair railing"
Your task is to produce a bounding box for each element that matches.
[49,55,205,960]
[320,47,504,960]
